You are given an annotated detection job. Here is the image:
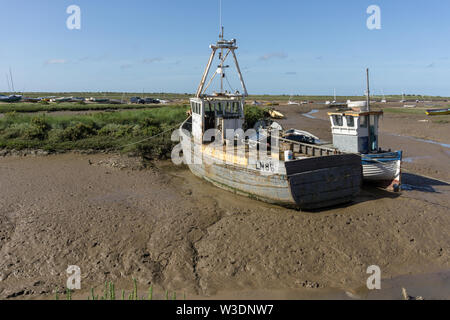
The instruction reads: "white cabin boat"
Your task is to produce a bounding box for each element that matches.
[329,104,402,191]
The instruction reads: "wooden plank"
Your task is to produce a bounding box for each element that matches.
[289,167,362,186]
[285,154,361,176]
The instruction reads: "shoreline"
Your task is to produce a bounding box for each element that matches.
[1,153,449,300]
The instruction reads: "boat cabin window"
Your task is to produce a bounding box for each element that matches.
[233,102,240,113]
[346,116,355,127]
[191,101,202,115]
[360,115,368,128]
[204,102,211,112]
[332,115,343,127]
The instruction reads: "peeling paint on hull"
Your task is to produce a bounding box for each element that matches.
[181,128,362,210]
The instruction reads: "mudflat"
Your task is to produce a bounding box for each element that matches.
[0,106,449,300]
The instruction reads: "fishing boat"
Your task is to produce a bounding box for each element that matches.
[426,108,450,116]
[176,30,362,210]
[328,69,402,191]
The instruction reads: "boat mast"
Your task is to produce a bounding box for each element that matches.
[366,68,372,153]
[9,67,15,93]
[366,68,370,112]
[196,33,248,98]
[195,1,248,98]
[5,74,11,92]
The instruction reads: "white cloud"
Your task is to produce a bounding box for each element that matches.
[44,59,68,65]
[120,63,133,69]
[142,57,163,64]
[259,52,288,61]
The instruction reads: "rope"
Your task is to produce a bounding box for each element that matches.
[118,121,185,149]
[116,118,450,186]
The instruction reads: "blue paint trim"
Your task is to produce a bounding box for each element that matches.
[362,151,403,163]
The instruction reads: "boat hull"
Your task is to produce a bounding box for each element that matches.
[180,125,362,210]
[362,151,402,191]
[426,108,450,116]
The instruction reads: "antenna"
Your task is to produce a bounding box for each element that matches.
[366,68,370,111]
[219,0,223,38]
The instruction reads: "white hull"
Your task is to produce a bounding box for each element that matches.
[362,160,401,190]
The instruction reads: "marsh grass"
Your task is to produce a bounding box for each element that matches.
[74,279,184,301]
[0,102,176,114]
[0,106,188,157]
[382,107,432,115]
[0,105,270,158]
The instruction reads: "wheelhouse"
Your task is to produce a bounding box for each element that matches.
[328,111,383,154]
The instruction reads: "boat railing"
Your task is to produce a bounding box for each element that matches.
[277,136,342,157]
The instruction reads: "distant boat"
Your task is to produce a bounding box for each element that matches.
[94,98,110,103]
[22,97,41,103]
[381,90,387,103]
[0,94,22,103]
[426,108,450,116]
[268,109,285,119]
[38,96,56,102]
[288,96,300,105]
[400,92,406,103]
[283,129,320,145]
[347,101,367,109]
[52,97,72,103]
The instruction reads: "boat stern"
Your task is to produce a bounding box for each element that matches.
[362,151,403,192]
[285,154,362,210]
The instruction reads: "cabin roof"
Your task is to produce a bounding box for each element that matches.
[327,110,383,117]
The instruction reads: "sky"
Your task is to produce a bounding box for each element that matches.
[1,0,449,96]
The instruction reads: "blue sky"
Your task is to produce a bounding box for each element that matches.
[1,0,449,95]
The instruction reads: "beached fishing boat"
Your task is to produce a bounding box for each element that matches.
[177,30,362,210]
[426,108,450,116]
[328,69,402,191]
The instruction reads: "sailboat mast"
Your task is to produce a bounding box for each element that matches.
[9,67,15,93]
[366,68,370,112]
[220,28,224,93]
[6,74,11,92]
